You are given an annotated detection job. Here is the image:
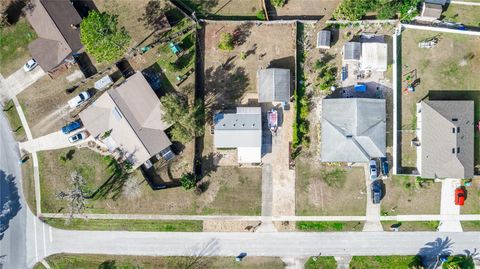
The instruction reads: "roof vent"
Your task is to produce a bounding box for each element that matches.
[346,135,353,138]
[233,124,236,127]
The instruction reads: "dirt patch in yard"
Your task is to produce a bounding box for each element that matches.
[203,220,261,232]
[270,0,340,19]
[381,175,441,215]
[296,155,366,216]
[203,21,296,109]
[180,0,261,18]
[442,4,480,27]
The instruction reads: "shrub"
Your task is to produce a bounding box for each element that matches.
[218,33,234,51]
[271,0,286,8]
[239,51,247,60]
[180,172,196,190]
[255,9,266,20]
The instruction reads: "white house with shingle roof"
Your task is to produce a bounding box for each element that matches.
[416,100,474,179]
[321,98,386,163]
[80,72,172,168]
[214,107,262,164]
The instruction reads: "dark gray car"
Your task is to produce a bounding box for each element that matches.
[371,180,382,204]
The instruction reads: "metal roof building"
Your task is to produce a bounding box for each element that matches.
[257,68,290,103]
[417,100,474,179]
[343,42,361,61]
[321,98,386,163]
[214,107,262,163]
[317,30,331,49]
[421,3,443,20]
[360,42,388,71]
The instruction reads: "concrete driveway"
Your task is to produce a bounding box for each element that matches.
[19,130,92,153]
[0,66,45,101]
[362,163,383,232]
[438,178,463,232]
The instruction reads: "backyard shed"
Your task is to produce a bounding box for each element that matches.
[214,107,262,164]
[257,68,290,103]
[343,42,361,61]
[317,30,331,49]
[360,42,388,71]
[321,98,386,163]
[420,3,443,20]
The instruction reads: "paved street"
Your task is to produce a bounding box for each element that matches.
[0,111,27,269]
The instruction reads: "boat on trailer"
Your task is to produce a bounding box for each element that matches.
[268,109,278,135]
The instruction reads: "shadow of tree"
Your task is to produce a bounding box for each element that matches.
[98,260,117,269]
[413,237,454,269]
[3,0,28,24]
[204,61,249,111]
[89,157,130,200]
[0,170,22,240]
[166,238,219,269]
[233,22,253,46]
[138,0,171,36]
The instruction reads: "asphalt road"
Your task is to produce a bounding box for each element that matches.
[0,111,27,269]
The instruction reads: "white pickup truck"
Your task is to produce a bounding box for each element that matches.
[68,91,91,108]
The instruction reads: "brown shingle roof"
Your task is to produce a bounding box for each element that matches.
[25,0,82,71]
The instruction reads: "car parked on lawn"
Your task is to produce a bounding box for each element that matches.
[369,159,378,180]
[371,180,382,204]
[61,120,82,134]
[23,59,38,72]
[68,91,91,108]
[455,187,465,206]
[68,131,88,143]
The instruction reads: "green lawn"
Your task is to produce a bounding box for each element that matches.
[461,178,480,214]
[381,221,439,231]
[21,154,36,215]
[2,100,26,141]
[37,254,285,269]
[304,256,337,269]
[442,4,480,27]
[175,0,261,18]
[0,18,36,76]
[41,218,203,232]
[350,256,422,269]
[296,221,364,232]
[381,175,441,215]
[461,221,480,231]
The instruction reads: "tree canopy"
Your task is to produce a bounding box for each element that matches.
[160,93,204,144]
[80,10,131,63]
[333,0,420,21]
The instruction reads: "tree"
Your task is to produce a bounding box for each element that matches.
[271,0,286,8]
[180,172,196,190]
[56,171,87,218]
[80,10,131,63]
[161,93,205,144]
[377,0,401,19]
[217,33,234,51]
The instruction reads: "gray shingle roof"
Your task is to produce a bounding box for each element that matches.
[317,30,331,49]
[321,98,386,162]
[257,68,290,103]
[419,100,474,179]
[343,42,361,61]
[214,107,262,148]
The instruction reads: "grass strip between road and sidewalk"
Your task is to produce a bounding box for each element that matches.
[350,256,422,269]
[41,217,203,232]
[2,99,26,141]
[381,221,440,231]
[305,256,337,269]
[461,221,480,231]
[296,221,364,232]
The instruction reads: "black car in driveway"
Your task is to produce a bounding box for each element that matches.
[371,180,383,204]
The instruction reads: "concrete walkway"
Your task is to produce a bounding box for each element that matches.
[335,256,352,269]
[362,164,383,232]
[438,178,463,232]
[0,66,45,101]
[19,130,92,153]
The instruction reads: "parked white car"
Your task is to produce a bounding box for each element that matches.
[68,131,88,143]
[23,59,38,72]
[369,159,378,180]
[68,91,91,108]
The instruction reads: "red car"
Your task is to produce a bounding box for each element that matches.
[455,188,465,206]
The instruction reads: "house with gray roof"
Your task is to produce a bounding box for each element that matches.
[257,68,290,103]
[417,100,474,179]
[79,72,172,168]
[24,0,83,72]
[214,107,262,164]
[321,98,386,163]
